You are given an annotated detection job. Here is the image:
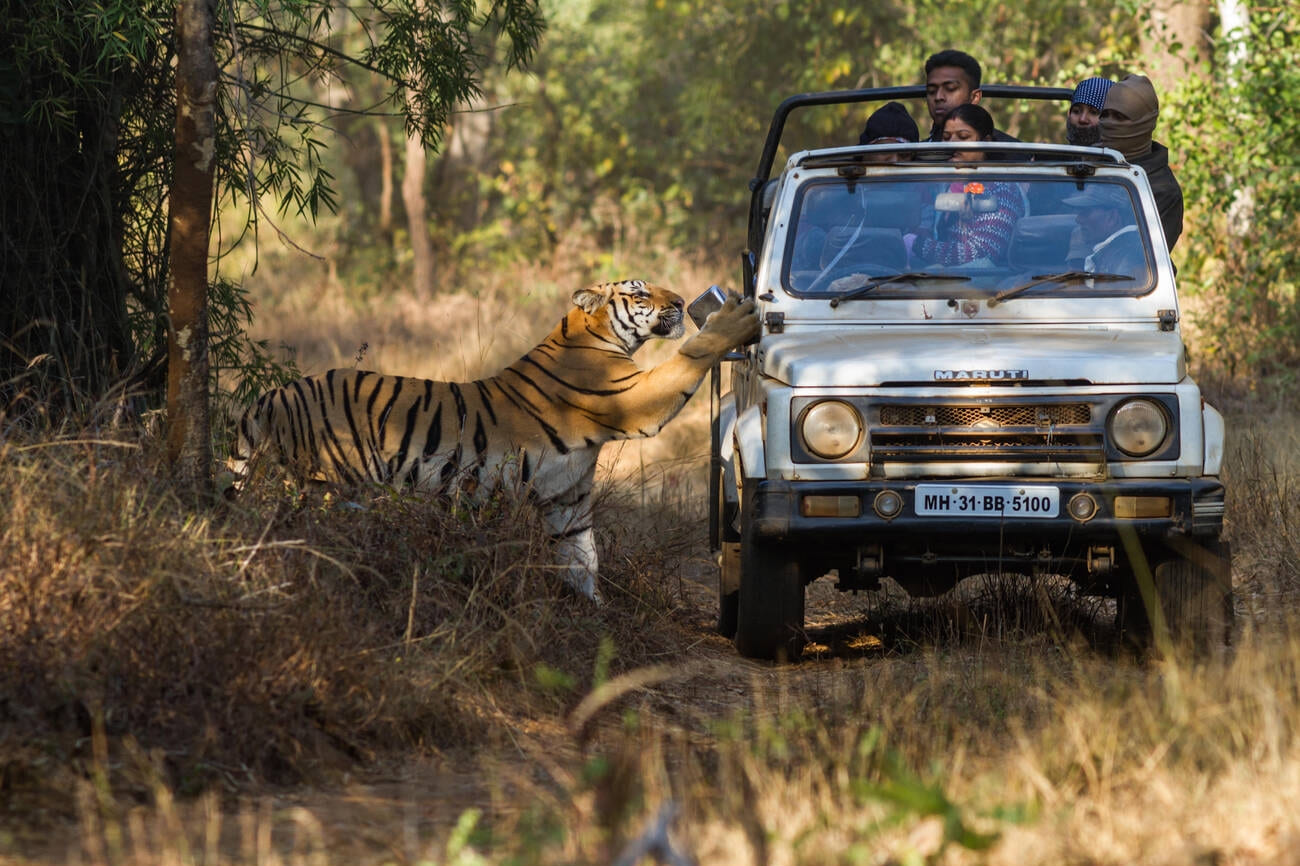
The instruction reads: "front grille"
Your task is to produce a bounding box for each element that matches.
[871,401,1101,464]
[878,403,1090,427]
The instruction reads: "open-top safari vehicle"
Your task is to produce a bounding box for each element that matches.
[689,85,1230,661]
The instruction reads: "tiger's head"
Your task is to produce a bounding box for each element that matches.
[572,279,686,352]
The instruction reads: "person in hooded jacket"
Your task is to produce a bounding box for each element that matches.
[1100,74,1183,252]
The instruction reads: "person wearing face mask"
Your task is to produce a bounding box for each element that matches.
[1100,73,1183,251]
[1065,77,1114,147]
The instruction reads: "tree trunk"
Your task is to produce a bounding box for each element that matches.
[402,126,436,297]
[377,119,394,233]
[1141,0,1212,94]
[166,0,217,495]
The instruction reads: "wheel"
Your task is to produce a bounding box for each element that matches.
[733,487,806,661]
[717,541,740,638]
[712,453,741,637]
[1154,539,1233,656]
[1131,538,1233,657]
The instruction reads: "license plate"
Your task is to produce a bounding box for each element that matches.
[914,484,1060,518]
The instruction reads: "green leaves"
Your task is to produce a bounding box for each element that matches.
[1164,6,1300,376]
[473,0,1145,261]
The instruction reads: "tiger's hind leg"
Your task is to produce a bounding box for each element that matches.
[553,523,602,605]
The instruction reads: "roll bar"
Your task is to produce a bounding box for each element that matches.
[744,85,1076,256]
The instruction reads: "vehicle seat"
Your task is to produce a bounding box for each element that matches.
[821,226,908,273]
[1008,214,1079,271]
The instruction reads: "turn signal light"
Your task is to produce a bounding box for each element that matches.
[1113,495,1172,518]
[801,495,860,518]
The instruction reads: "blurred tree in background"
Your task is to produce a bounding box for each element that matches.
[444,0,1143,263]
[0,0,543,429]
[1164,3,1300,382]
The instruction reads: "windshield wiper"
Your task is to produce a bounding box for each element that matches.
[829,272,971,308]
[988,271,1133,306]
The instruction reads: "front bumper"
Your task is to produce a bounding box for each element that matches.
[746,477,1226,542]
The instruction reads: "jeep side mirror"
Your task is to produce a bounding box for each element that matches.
[688,284,728,330]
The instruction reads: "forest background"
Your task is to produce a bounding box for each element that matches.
[238,0,1300,392]
[2,0,1298,433]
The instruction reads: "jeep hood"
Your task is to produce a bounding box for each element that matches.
[758,327,1187,386]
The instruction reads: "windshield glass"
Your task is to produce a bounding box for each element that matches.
[784,175,1155,299]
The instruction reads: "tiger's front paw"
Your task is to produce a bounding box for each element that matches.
[701,291,760,349]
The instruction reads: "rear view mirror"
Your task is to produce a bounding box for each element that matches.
[934,192,965,212]
[934,191,999,214]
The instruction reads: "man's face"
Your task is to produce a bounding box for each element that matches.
[926,66,979,124]
[1075,206,1120,244]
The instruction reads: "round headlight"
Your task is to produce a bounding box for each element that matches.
[1109,399,1168,457]
[801,400,862,459]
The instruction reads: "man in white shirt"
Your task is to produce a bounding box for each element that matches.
[1063,185,1146,276]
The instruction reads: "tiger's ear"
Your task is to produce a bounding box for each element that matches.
[572,283,614,314]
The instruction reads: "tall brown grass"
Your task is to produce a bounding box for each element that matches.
[0,424,694,820]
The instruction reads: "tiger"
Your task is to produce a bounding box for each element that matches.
[231,280,760,603]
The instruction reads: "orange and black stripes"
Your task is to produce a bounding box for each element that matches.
[233,280,710,508]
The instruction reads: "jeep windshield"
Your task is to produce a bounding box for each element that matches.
[783,175,1155,300]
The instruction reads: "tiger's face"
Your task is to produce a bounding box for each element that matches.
[572,280,686,349]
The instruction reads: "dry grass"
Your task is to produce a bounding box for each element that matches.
[4,257,1300,864]
[0,426,694,829]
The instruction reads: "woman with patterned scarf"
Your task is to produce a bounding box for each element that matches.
[910,103,1026,268]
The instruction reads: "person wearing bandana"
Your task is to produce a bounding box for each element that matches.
[1100,74,1184,252]
[1066,77,1114,147]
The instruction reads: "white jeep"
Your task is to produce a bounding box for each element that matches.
[693,86,1230,661]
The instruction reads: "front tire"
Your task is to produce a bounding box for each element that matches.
[1129,538,1233,657]
[734,489,805,660]
[1153,538,1233,656]
[713,451,741,637]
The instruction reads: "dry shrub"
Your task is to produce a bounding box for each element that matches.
[865,573,1116,655]
[1220,412,1300,615]
[0,428,688,815]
